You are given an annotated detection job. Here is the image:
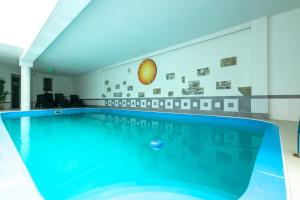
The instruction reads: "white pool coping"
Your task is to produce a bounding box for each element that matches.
[0,116,43,200]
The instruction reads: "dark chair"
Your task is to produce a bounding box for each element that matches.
[35,94,44,108]
[55,93,68,108]
[69,95,83,107]
[42,93,54,108]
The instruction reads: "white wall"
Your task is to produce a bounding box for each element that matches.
[0,63,74,109]
[71,9,299,121]
[268,8,300,121]
[31,72,74,101]
[100,28,252,98]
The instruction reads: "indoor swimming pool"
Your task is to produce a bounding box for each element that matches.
[0,109,287,200]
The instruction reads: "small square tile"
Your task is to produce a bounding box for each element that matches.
[191,100,199,109]
[141,100,147,108]
[212,99,224,111]
[181,99,190,109]
[228,103,234,108]
[136,99,141,107]
[159,100,165,108]
[147,99,152,108]
[114,100,119,107]
[174,99,181,108]
[165,99,173,109]
[200,99,212,111]
[224,99,238,112]
[152,99,159,108]
[122,100,127,107]
[131,100,136,107]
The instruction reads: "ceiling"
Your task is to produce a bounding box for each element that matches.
[34,0,300,76]
[0,0,59,48]
[0,43,23,67]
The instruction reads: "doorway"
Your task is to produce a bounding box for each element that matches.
[11,74,21,109]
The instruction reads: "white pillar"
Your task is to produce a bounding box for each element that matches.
[20,64,32,111]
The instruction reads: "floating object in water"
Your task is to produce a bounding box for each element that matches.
[54,110,63,115]
[150,140,164,150]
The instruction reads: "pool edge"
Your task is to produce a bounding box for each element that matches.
[0,108,287,199]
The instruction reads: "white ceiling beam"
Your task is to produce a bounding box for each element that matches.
[19,0,92,67]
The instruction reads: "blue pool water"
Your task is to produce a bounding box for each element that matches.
[3,111,265,199]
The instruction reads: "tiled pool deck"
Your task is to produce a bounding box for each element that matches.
[0,109,298,199]
[272,120,300,200]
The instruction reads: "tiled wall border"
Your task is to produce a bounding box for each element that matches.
[81,95,300,119]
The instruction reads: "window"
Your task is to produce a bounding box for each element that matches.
[43,78,52,92]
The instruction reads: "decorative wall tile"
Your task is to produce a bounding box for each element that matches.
[131,100,136,107]
[220,57,237,67]
[191,99,200,109]
[181,99,191,109]
[105,100,108,106]
[146,99,152,108]
[114,100,119,107]
[127,85,133,91]
[122,100,127,107]
[238,86,252,96]
[152,99,159,108]
[212,99,224,111]
[113,92,122,97]
[168,91,174,97]
[197,68,210,76]
[115,84,120,89]
[118,100,122,107]
[107,87,111,92]
[216,81,231,90]
[126,100,131,107]
[141,100,147,108]
[108,100,112,106]
[159,99,165,108]
[153,88,161,95]
[174,99,181,108]
[105,80,109,85]
[165,99,173,109]
[200,99,212,111]
[224,99,238,112]
[182,81,204,95]
[166,73,175,80]
[136,99,141,107]
[138,92,145,98]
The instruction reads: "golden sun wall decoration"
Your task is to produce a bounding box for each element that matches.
[138,59,157,85]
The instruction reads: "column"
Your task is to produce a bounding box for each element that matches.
[20,64,32,111]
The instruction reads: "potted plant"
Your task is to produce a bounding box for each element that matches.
[0,79,9,110]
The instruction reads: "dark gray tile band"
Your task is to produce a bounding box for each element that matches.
[88,105,269,120]
[82,94,300,101]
